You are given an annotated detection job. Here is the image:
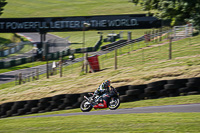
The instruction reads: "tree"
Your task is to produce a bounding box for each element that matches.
[0,0,7,16]
[132,0,200,29]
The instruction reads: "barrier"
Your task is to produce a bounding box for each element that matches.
[1,77,199,118]
[0,43,24,57]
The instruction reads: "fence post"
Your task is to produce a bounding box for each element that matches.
[36,68,39,80]
[152,29,155,43]
[60,56,63,77]
[160,28,162,42]
[19,73,22,85]
[144,31,147,43]
[132,39,134,51]
[32,71,34,81]
[167,27,169,39]
[15,74,18,85]
[24,74,27,83]
[142,48,144,62]
[155,30,158,43]
[28,73,30,82]
[169,37,172,60]
[173,27,176,39]
[115,49,117,70]
[46,58,49,79]
[147,31,150,42]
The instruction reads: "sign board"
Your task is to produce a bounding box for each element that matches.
[0,14,161,33]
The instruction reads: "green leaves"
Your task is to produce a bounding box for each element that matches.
[0,0,7,16]
[132,0,200,28]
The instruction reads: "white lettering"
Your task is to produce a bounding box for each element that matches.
[60,21,65,28]
[100,20,107,27]
[12,22,17,29]
[0,22,5,29]
[17,23,24,29]
[29,22,34,28]
[90,20,97,27]
[70,21,75,28]
[54,21,60,28]
[130,19,138,26]
[50,22,55,28]
[64,21,69,28]
[6,22,12,29]
[74,21,80,28]
[108,20,115,27]
[115,19,121,27]
[121,19,129,26]
[2,18,139,31]
[44,22,49,29]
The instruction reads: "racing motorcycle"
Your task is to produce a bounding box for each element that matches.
[80,87,120,112]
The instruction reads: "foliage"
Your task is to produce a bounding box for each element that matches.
[132,0,200,28]
[0,0,7,16]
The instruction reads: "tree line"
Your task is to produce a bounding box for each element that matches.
[132,0,200,30]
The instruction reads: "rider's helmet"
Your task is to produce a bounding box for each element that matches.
[104,80,110,87]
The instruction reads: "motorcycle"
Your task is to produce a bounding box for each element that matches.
[80,87,120,112]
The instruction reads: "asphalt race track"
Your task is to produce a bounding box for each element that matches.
[18,103,200,119]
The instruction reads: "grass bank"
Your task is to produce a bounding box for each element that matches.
[0,113,199,133]
[0,35,200,104]
[3,0,145,18]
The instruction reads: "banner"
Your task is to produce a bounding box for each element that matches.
[0,14,161,33]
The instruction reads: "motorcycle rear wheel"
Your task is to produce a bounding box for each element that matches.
[108,97,120,110]
[80,99,93,112]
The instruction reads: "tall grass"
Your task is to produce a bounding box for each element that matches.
[0,35,200,103]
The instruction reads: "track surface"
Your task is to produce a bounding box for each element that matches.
[18,103,200,118]
[0,33,108,84]
[0,33,69,84]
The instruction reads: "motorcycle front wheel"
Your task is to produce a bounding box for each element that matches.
[108,97,120,110]
[80,99,93,112]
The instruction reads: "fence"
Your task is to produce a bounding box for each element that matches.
[14,24,195,85]
[0,35,103,69]
[95,24,194,71]
[0,42,35,69]
[0,42,24,57]
[173,24,193,39]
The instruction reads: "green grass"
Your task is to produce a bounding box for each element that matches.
[100,35,200,68]
[0,113,199,133]
[0,33,15,47]
[53,29,148,49]
[0,35,200,103]
[2,0,146,18]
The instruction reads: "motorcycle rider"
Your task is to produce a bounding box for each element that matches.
[91,80,112,103]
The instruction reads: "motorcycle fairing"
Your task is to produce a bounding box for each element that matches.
[94,100,107,109]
